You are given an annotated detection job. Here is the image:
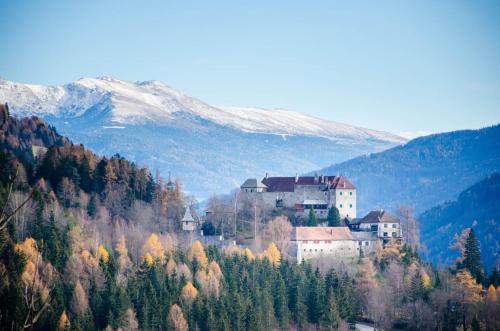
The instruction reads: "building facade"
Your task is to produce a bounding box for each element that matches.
[291,226,359,263]
[240,174,356,219]
[357,210,402,244]
[181,208,198,231]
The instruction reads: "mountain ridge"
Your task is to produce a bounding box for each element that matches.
[312,124,500,215]
[0,76,405,198]
[0,77,405,143]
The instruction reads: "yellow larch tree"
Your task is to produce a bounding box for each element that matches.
[181,281,198,304]
[422,270,432,289]
[57,311,70,331]
[260,242,281,266]
[243,248,255,260]
[487,284,497,303]
[453,270,483,304]
[97,244,109,264]
[143,253,154,267]
[142,233,165,263]
[187,240,208,268]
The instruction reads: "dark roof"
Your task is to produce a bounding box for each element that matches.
[261,175,355,192]
[241,178,267,189]
[359,210,400,224]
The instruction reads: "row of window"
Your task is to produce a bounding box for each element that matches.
[338,204,353,208]
[302,240,332,244]
[382,232,399,237]
[339,191,353,196]
[303,247,354,252]
[358,241,370,246]
[383,223,397,228]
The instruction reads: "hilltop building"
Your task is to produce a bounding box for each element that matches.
[240,174,356,219]
[289,209,402,262]
[291,226,359,263]
[350,210,402,244]
[181,207,198,231]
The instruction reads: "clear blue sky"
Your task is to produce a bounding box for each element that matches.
[1,1,499,136]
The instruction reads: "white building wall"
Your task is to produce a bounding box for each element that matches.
[359,222,401,239]
[294,239,359,263]
[333,189,356,218]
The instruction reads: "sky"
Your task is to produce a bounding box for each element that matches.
[1,1,499,137]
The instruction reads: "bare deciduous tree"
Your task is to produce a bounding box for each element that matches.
[266,216,292,258]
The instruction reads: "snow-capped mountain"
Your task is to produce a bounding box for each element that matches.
[0,76,406,197]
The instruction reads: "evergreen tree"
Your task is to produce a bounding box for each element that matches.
[307,208,317,227]
[87,193,98,217]
[409,271,425,301]
[273,274,289,329]
[462,229,484,284]
[323,289,340,330]
[327,206,341,227]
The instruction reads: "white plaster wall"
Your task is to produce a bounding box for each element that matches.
[334,189,356,218]
[295,240,359,263]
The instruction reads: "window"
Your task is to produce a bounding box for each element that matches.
[392,224,397,228]
[339,204,343,208]
[325,240,332,243]
[358,241,362,246]
[370,225,378,232]
[392,232,397,237]
[384,223,388,228]
[313,240,320,244]
[304,249,306,252]
[339,192,343,196]
[349,204,352,208]
[383,232,388,237]
[303,240,308,244]
[364,241,369,246]
[349,192,353,196]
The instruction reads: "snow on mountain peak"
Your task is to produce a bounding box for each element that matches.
[0,76,406,143]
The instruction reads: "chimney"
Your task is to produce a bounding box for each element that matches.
[295,173,299,183]
[265,172,268,179]
[314,172,318,184]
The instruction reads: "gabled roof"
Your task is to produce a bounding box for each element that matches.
[182,208,196,222]
[292,226,354,241]
[328,176,355,190]
[240,178,268,189]
[359,210,400,224]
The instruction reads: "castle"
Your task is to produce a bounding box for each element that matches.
[240,174,357,219]
[241,174,402,262]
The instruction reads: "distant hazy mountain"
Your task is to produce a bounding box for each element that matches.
[0,76,404,198]
[419,173,500,271]
[314,125,500,215]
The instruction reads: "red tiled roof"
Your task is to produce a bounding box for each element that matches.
[261,175,355,192]
[292,226,354,241]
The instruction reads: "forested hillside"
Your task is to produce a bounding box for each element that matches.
[315,125,500,215]
[1,111,499,331]
[419,173,500,271]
